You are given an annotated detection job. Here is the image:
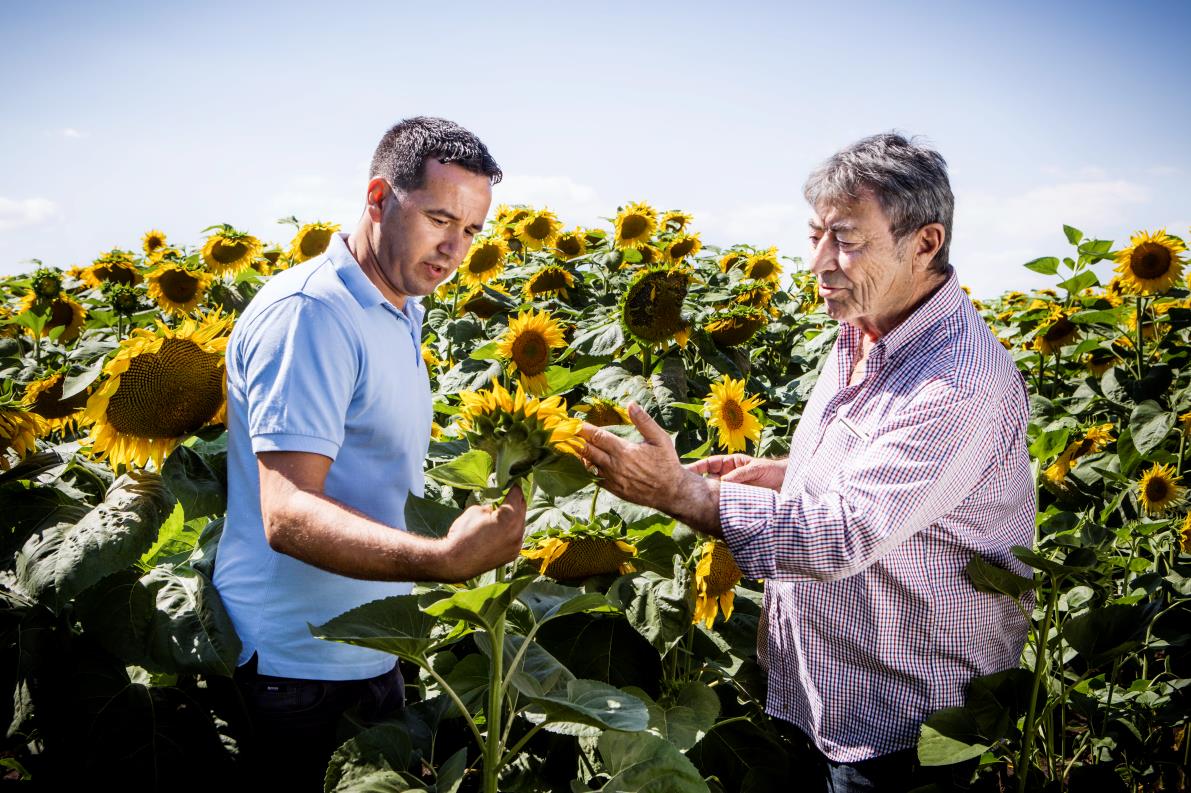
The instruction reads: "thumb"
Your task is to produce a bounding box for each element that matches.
[501,485,526,513]
[627,403,670,447]
[721,464,757,484]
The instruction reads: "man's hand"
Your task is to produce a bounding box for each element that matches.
[581,404,724,536]
[687,455,787,491]
[440,487,528,580]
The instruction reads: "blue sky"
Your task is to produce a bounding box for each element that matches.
[2,0,1188,296]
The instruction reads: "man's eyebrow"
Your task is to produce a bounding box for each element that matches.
[427,207,483,232]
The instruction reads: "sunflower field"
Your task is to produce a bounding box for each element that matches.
[0,206,1188,793]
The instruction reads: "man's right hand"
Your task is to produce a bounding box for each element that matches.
[686,455,787,491]
[440,486,528,580]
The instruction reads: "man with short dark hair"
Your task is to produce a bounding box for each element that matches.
[214,117,525,789]
[581,133,1034,791]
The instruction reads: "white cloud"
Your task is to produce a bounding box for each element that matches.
[61,128,86,139]
[264,175,360,233]
[495,175,605,226]
[0,197,58,231]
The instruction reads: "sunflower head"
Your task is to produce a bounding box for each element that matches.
[1113,229,1187,295]
[105,283,144,317]
[719,251,747,273]
[201,225,264,276]
[496,309,567,395]
[743,247,782,284]
[19,293,87,343]
[0,400,45,471]
[575,397,631,427]
[83,251,142,289]
[660,210,693,233]
[620,266,690,348]
[731,282,775,310]
[703,375,764,453]
[31,267,64,300]
[1085,348,1120,377]
[458,236,510,287]
[614,202,659,250]
[514,209,562,251]
[555,228,588,260]
[1180,513,1191,554]
[142,229,168,258]
[82,312,233,469]
[22,372,89,431]
[523,265,575,302]
[422,342,442,371]
[1137,462,1183,516]
[1034,308,1079,355]
[664,233,702,264]
[455,381,584,486]
[147,262,214,317]
[694,540,742,629]
[705,305,768,347]
[521,534,637,581]
[288,221,341,264]
[260,247,286,272]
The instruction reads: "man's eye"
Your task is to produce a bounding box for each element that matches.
[430,217,447,226]
[809,235,821,245]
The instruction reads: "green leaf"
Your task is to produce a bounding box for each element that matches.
[544,364,604,396]
[312,594,465,665]
[597,729,710,792]
[965,554,1037,598]
[514,580,619,625]
[1063,601,1161,666]
[423,577,533,634]
[59,357,106,400]
[475,632,574,698]
[440,651,490,717]
[1063,225,1084,245]
[608,561,695,652]
[1069,308,1125,325]
[468,340,501,360]
[1128,400,1174,456]
[162,444,226,520]
[15,472,176,611]
[1012,545,1097,576]
[917,709,990,766]
[628,682,720,752]
[571,319,625,356]
[533,453,595,498]
[324,723,413,792]
[437,358,500,393]
[1057,270,1099,294]
[403,493,461,539]
[1029,427,1070,461]
[522,679,650,736]
[425,449,492,491]
[1023,257,1060,275]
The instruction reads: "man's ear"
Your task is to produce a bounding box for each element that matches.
[913,223,945,273]
[365,177,390,221]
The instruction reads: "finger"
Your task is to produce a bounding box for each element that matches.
[502,485,526,511]
[580,423,623,453]
[582,442,614,471]
[721,465,758,484]
[627,403,671,447]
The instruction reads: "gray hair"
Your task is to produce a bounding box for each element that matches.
[803,132,953,273]
[370,116,502,192]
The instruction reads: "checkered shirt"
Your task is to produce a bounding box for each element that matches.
[719,272,1035,762]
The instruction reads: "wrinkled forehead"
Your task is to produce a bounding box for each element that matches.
[808,188,890,230]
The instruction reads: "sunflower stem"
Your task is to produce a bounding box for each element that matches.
[641,346,653,376]
[483,612,506,793]
[1018,578,1060,793]
[589,486,600,522]
[1133,296,1145,380]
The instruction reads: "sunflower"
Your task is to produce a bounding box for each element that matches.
[496,310,567,395]
[731,282,775,310]
[458,236,509,287]
[260,247,286,273]
[719,251,747,273]
[514,209,562,251]
[30,267,63,300]
[1044,423,1114,484]
[1181,512,1191,554]
[743,247,782,284]
[421,342,441,371]
[1085,348,1120,377]
[493,204,530,229]
[663,233,702,264]
[201,226,263,276]
[1180,410,1191,437]
[1137,462,1183,516]
[288,221,341,264]
[575,397,631,427]
[613,202,659,250]
[1113,229,1186,295]
[1034,308,1079,356]
[705,306,768,347]
[524,265,575,301]
[82,251,141,289]
[660,210,693,233]
[82,313,233,469]
[1102,277,1127,307]
[620,266,690,348]
[703,375,763,453]
[693,540,742,629]
[618,244,664,268]
[521,536,637,581]
[147,262,214,316]
[142,229,168,258]
[0,404,44,470]
[554,228,588,260]
[455,381,584,486]
[22,372,88,432]
[19,293,87,343]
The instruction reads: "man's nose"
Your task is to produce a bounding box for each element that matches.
[809,237,836,275]
[440,230,468,260]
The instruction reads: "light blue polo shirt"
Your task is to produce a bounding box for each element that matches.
[214,233,432,680]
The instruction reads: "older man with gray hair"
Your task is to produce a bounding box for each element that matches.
[581,132,1034,791]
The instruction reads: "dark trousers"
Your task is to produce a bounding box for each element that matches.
[232,654,405,792]
[778,721,978,793]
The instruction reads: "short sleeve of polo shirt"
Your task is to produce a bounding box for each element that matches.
[237,294,360,460]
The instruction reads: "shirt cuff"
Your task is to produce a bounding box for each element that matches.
[719,481,778,580]
[251,432,340,459]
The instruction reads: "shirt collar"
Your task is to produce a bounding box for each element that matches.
[837,267,964,369]
[328,232,424,324]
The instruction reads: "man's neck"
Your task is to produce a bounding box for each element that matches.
[346,221,408,310]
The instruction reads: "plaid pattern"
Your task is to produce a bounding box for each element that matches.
[720,273,1035,762]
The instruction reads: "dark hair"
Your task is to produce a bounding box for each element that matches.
[370,116,502,192]
[803,132,954,273]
